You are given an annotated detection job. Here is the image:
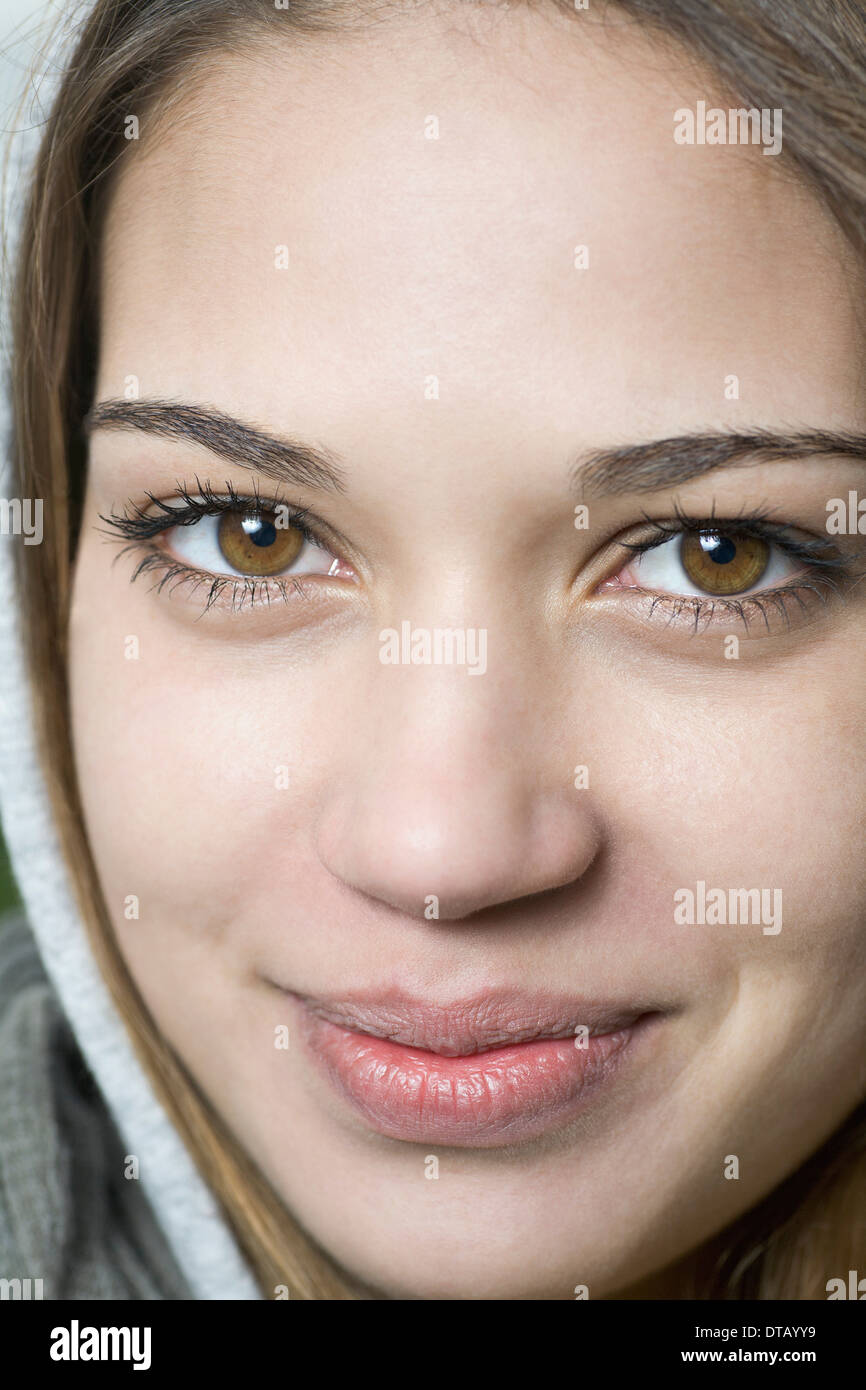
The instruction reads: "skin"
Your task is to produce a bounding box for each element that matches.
[68,2,866,1299]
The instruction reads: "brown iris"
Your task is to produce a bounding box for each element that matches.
[217,510,304,576]
[680,530,769,595]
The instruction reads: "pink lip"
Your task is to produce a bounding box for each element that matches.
[289,990,664,1146]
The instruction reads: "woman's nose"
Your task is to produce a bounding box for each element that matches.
[314,657,601,922]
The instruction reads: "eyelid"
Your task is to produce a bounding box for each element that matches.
[595,505,858,636]
[616,504,839,560]
[121,548,342,616]
[611,508,849,577]
[101,479,319,542]
[100,478,361,565]
[98,478,360,614]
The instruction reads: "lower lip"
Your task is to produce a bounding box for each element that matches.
[296,1007,658,1146]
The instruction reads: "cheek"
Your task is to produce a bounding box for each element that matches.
[67,542,342,980]
[582,662,866,1193]
[587,653,866,1037]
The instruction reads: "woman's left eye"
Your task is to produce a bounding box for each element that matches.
[166,507,342,579]
[612,528,796,598]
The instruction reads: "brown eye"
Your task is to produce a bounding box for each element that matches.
[680,531,770,595]
[217,510,304,576]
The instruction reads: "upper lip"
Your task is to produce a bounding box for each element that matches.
[292,987,660,1057]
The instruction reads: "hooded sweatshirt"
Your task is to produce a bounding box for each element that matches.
[0,1,262,1301]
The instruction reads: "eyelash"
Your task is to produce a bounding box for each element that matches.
[612,500,855,633]
[100,479,333,613]
[101,486,857,630]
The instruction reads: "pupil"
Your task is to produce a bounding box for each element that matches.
[242,514,277,548]
[699,532,737,566]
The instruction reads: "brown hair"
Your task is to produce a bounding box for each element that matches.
[6,0,866,1299]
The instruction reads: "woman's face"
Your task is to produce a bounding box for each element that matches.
[69,5,866,1298]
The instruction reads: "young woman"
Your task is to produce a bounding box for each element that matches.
[1,0,864,1300]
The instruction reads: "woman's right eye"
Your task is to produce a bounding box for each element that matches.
[165,507,344,580]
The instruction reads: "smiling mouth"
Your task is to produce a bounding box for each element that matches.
[283,988,668,1147]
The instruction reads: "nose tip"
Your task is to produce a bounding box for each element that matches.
[315,768,600,922]
[313,618,602,924]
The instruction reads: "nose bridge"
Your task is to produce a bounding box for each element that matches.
[314,630,600,921]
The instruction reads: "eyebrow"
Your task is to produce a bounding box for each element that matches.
[575,428,866,497]
[85,400,866,500]
[84,398,348,494]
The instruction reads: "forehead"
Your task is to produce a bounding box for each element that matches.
[97,5,865,447]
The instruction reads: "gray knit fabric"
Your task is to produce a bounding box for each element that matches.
[0,910,194,1299]
[0,1,262,1300]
